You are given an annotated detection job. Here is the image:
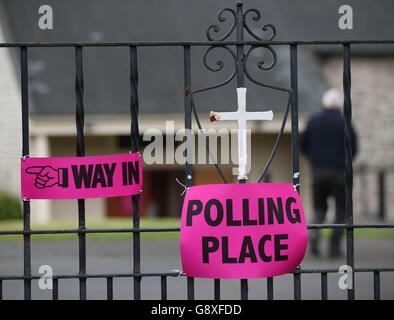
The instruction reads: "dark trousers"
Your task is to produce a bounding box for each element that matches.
[311,170,345,254]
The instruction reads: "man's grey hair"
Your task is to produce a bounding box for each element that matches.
[322,88,342,109]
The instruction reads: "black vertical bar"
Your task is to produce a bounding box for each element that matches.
[343,43,355,300]
[21,46,31,300]
[183,49,192,194]
[321,272,328,300]
[290,44,300,192]
[52,279,58,300]
[236,1,245,88]
[75,45,86,300]
[184,45,195,301]
[129,45,141,300]
[21,47,30,158]
[187,277,194,301]
[0,280,2,300]
[236,1,248,300]
[293,273,301,300]
[214,278,220,300]
[378,170,385,221]
[107,277,113,300]
[267,277,274,300]
[290,44,301,300]
[240,279,248,300]
[129,46,140,153]
[161,276,167,300]
[373,271,380,300]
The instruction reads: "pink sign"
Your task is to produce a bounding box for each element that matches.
[21,153,142,200]
[180,183,308,279]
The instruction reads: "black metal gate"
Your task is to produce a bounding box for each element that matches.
[0,1,393,300]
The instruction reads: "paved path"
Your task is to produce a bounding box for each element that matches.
[1,238,393,299]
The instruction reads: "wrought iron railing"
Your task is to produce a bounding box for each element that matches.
[0,2,393,300]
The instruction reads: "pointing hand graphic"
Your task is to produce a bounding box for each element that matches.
[25,166,68,189]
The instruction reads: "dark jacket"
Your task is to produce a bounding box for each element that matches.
[301,109,357,171]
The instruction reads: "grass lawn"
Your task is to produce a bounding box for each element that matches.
[0,218,393,241]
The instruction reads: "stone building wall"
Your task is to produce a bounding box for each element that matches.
[0,19,22,196]
[323,56,394,221]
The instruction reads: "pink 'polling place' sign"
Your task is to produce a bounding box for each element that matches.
[21,153,142,200]
[180,183,308,279]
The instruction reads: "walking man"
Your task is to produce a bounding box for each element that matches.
[301,88,357,258]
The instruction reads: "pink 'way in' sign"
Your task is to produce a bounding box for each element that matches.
[180,183,308,279]
[21,153,142,200]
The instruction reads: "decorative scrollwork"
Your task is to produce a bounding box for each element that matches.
[197,4,278,94]
[203,45,236,72]
[244,45,277,74]
[243,9,276,41]
[194,45,237,94]
[206,8,236,41]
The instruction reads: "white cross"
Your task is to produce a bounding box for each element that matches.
[210,87,274,181]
